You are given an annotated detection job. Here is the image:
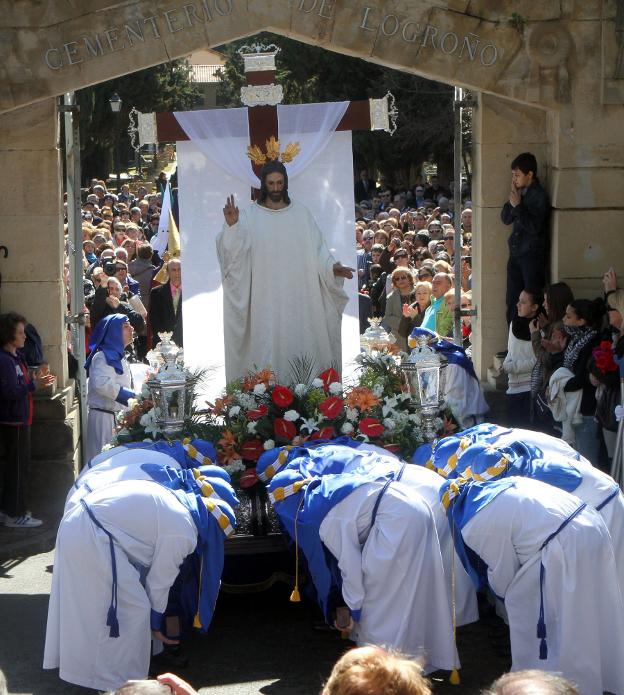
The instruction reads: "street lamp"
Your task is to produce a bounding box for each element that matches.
[108,93,122,191]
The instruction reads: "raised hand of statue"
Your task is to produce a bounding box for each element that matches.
[333,262,355,279]
[223,194,239,227]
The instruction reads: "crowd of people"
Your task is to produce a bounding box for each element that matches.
[353,170,473,352]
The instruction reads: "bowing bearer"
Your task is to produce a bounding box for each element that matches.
[259,444,460,678]
[441,474,624,695]
[43,467,237,692]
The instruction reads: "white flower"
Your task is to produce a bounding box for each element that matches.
[328,381,343,395]
[312,378,324,388]
[263,439,276,450]
[341,422,354,435]
[253,383,267,395]
[140,408,162,437]
[294,383,308,397]
[382,418,396,431]
[141,383,151,398]
[247,421,258,434]
[228,405,241,418]
[224,460,246,474]
[399,392,412,402]
[372,384,384,397]
[301,417,319,434]
[382,395,398,417]
[284,409,300,422]
[101,443,114,452]
[409,413,422,423]
[346,407,359,422]
[127,397,139,410]
[234,391,256,410]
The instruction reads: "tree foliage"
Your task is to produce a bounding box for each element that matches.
[76,60,201,183]
[216,33,455,187]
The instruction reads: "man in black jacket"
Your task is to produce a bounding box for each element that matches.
[149,258,183,346]
[501,152,551,324]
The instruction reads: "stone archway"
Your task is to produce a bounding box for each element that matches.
[1,1,623,388]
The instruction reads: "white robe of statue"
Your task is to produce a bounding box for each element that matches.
[319,480,460,674]
[461,476,624,695]
[216,199,348,383]
[43,480,197,692]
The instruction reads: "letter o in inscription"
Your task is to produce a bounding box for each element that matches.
[44,47,63,70]
[214,0,233,15]
[440,32,459,55]
[480,44,498,66]
[381,14,400,37]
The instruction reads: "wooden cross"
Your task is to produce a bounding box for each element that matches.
[155,44,393,195]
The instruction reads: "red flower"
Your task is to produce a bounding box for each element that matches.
[239,467,259,489]
[310,426,335,440]
[274,418,297,441]
[240,439,265,461]
[247,404,269,421]
[319,396,344,419]
[319,368,340,392]
[359,417,385,438]
[383,443,401,455]
[272,385,294,408]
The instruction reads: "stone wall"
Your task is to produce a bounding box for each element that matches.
[0,98,67,384]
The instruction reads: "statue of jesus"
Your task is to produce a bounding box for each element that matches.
[216,160,354,383]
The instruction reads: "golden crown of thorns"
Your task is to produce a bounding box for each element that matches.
[246,136,301,166]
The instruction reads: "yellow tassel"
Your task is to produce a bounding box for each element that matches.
[193,613,202,629]
[449,669,460,685]
[290,587,301,602]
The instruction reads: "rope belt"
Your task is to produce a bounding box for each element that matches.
[89,407,117,415]
[596,485,620,512]
[80,499,120,638]
[536,501,587,660]
[370,461,406,527]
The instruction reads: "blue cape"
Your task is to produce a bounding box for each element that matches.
[124,439,219,471]
[85,313,128,375]
[408,326,477,380]
[441,478,516,591]
[267,447,399,621]
[141,465,237,633]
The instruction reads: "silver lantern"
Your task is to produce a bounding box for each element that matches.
[360,317,397,355]
[146,332,188,435]
[400,330,448,441]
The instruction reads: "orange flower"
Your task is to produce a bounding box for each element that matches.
[217,429,241,464]
[211,394,234,416]
[218,430,238,450]
[345,387,379,413]
[242,368,276,391]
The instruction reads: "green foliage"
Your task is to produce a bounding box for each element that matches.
[215,33,455,187]
[76,60,202,182]
[508,13,527,34]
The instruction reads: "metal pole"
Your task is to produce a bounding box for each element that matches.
[116,116,121,192]
[452,87,463,345]
[62,92,88,467]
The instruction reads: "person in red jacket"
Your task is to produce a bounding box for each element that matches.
[0,312,54,527]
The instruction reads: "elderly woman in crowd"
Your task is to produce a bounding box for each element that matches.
[399,280,433,344]
[383,268,416,352]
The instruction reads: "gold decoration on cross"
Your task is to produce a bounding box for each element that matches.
[246,137,301,165]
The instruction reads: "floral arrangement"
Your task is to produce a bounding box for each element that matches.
[108,351,457,478]
[592,340,618,376]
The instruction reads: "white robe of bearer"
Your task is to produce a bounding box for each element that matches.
[343,449,478,627]
[44,480,197,692]
[76,447,180,483]
[319,480,459,674]
[480,427,624,591]
[85,351,133,464]
[216,200,348,382]
[461,476,624,695]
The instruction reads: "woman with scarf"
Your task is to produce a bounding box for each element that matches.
[85,314,135,464]
[556,298,605,462]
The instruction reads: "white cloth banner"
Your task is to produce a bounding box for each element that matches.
[177,130,358,401]
[151,181,171,254]
[173,101,349,188]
